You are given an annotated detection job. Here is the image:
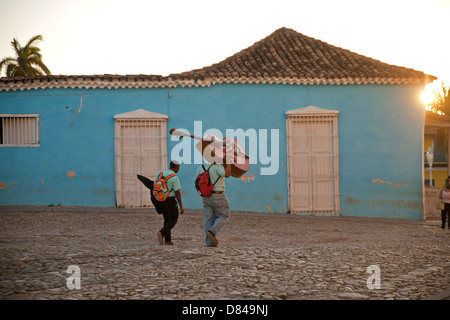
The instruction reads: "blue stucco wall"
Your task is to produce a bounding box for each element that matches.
[0,83,425,219]
[0,88,167,207]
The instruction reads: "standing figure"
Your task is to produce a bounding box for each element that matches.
[197,162,231,247]
[154,160,184,245]
[439,177,450,229]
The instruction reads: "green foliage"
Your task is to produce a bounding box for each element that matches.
[430,82,450,116]
[0,35,51,77]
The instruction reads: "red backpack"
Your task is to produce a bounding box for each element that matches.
[195,164,220,197]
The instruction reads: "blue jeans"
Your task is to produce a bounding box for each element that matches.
[202,193,230,246]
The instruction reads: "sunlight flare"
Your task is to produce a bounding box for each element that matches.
[421,84,435,106]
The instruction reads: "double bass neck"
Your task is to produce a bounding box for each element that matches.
[169,128,249,159]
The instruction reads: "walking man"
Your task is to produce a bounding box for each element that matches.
[197,162,231,247]
[155,160,184,245]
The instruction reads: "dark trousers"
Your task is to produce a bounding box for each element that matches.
[159,197,179,242]
[441,203,450,228]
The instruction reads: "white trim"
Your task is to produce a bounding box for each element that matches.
[113,109,168,120]
[286,106,340,117]
[0,114,40,117]
[0,144,40,148]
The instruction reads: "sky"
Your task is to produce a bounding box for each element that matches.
[1,0,449,102]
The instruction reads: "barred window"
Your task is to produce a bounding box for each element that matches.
[0,114,40,147]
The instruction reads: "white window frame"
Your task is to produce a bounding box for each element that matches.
[0,114,40,147]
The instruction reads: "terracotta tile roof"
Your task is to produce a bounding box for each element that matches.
[168,27,436,86]
[0,74,166,92]
[0,28,436,92]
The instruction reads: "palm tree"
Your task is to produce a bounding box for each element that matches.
[0,35,51,77]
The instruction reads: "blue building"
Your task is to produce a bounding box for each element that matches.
[0,28,436,219]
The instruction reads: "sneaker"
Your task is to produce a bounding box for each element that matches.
[157,231,164,245]
[207,230,218,247]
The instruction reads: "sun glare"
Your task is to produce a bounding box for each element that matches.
[421,85,435,106]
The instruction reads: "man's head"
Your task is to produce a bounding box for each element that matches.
[170,160,180,173]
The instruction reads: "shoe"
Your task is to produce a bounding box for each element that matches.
[207,230,218,247]
[157,231,163,245]
[164,242,174,245]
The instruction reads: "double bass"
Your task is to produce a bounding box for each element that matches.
[169,128,250,178]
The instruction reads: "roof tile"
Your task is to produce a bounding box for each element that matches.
[169,27,435,85]
[0,28,436,91]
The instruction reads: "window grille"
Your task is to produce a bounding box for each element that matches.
[286,107,340,214]
[0,114,40,147]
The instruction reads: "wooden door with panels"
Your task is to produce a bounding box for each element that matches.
[114,109,168,208]
[286,106,340,215]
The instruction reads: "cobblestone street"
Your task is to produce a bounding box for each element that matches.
[0,207,448,300]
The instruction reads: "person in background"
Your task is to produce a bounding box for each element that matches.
[438,177,450,229]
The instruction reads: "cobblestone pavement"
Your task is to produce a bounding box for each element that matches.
[0,207,448,300]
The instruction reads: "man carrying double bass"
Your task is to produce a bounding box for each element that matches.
[169,128,250,247]
[196,153,232,247]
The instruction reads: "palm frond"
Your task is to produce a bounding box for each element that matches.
[11,38,23,60]
[0,57,17,73]
[25,46,41,56]
[1,35,51,77]
[6,64,19,77]
[34,59,51,75]
[24,35,43,50]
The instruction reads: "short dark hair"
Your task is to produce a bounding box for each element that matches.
[170,160,180,169]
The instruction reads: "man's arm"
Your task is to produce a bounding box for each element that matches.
[224,163,231,178]
[175,190,184,214]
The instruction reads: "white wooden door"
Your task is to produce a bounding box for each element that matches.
[120,123,142,207]
[289,117,313,212]
[139,122,166,206]
[114,109,168,208]
[286,106,340,215]
[311,119,336,212]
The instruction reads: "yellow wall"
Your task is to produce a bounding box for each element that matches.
[424,135,448,187]
[424,136,433,150]
[425,169,448,188]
